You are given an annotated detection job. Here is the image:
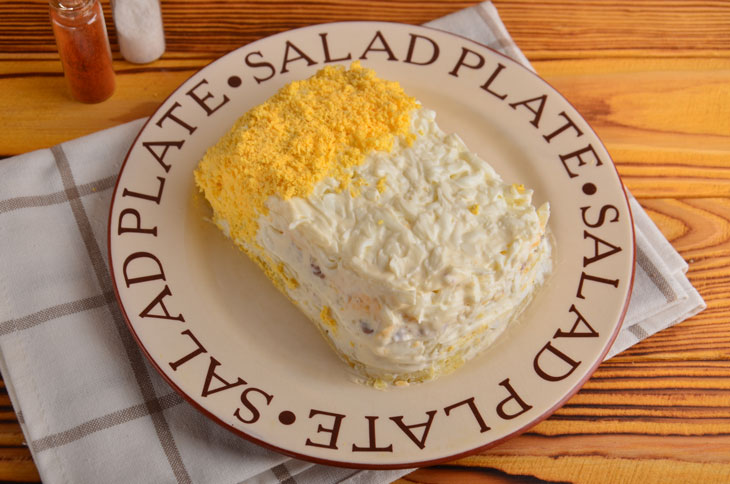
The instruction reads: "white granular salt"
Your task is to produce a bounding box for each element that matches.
[113,0,165,64]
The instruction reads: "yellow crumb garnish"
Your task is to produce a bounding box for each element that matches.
[513,183,525,193]
[373,379,387,390]
[377,219,384,225]
[320,306,338,333]
[276,262,299,289]
[349,175,367,198]
[469,204,480,215]
[376,176,388,193]
[194,61,419,247]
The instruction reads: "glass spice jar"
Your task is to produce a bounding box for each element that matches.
[112,0,166,64]
[49,0,116,103]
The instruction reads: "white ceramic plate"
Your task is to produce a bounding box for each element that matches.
[108,22,635,469]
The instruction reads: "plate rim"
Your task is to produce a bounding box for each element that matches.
[107,20,637,469]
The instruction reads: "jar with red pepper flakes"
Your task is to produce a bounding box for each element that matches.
[49,0,116,103]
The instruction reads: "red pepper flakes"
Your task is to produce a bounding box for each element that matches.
[49,0,115,103]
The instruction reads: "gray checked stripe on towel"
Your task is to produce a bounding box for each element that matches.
[0,2,704,483]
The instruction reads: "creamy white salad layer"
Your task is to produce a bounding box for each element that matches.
[218,107,552,384]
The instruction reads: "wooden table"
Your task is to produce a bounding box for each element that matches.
[1,1,728,482]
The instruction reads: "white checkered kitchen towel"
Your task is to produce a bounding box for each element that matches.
[0,2,705,483]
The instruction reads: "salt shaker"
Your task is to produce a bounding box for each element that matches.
[49,0,116,103]
[112,0,166,64]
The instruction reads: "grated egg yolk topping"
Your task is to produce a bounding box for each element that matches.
[320,306,338,334]
[194,61,419,246]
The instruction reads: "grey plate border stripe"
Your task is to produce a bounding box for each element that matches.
[476,3,514,57]
[0,292,112,337]
[32,392,184,452]
[0,175,117,215]
[628,324,650,340]
[335,470,365,483]
[51,145,193,484]
[636,245,677,303]
[271,464,298,484]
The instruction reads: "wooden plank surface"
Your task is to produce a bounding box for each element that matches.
[1,0,729,483]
